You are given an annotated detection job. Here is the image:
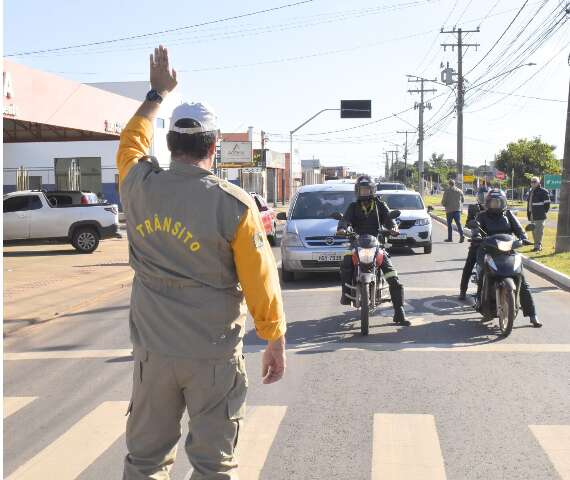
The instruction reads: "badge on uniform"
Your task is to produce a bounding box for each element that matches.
[254,232,265,249]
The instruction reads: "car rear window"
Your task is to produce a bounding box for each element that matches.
[377,183,405,190]
[380,194,424,210]
[291,191,355,220]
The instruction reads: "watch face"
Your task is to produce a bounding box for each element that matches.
[147,90,162,103]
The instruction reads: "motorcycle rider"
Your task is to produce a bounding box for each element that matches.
[336,175,411,326]
[474,189,541,327]
[459,189,487,300]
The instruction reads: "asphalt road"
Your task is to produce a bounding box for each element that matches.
[4,222,570,480]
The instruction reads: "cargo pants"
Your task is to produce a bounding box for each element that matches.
[123,345,248,480]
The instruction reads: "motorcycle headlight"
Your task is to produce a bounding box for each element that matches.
[485,254,498,271]
[282,232,303,247]
[358,247,376,264]
[496,240,513,252]
[414,218,430,226]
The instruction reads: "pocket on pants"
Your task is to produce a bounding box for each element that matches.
[227,357,248,421]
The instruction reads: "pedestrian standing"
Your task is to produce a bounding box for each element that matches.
[441,179,465,243]
[118,46,287,480]
[527,176,551,252]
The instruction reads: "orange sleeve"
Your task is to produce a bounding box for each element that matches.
[116,115,153,183]
[231,207,286,342]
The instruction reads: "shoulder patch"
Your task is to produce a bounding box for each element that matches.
[217,179,256,208]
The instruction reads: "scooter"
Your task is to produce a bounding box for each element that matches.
[334,210,400,335]
[467,220,533,337]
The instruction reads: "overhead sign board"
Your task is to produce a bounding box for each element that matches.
[340,99,371,118]
[544,174,561,189]
[220,141,252,165]
[265,150,286,169]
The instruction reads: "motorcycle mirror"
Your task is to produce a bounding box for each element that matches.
[525,223,535,232]
[427,205,434,212]
[389,209,401,219]
[331,212,343,220]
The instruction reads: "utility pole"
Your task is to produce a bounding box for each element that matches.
[556,75,570,252]
[386,149,399,181]
[397,130,416,186]
[384,152,390,179]
[441,27,480,191]
[408,76,437,197]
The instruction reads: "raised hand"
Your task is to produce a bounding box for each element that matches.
[150,45,177,97]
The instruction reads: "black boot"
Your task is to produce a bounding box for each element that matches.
[530,315,542,328]
[389,278,411,326]
[393,306,411,326]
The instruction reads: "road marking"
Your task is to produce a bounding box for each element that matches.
[372,413,446,479]
[6,401,128,480]
[5,343,570,361]
[288,343,570,354]
[4,396,37,419]
[285,287,459,294]
[4,349,132,360]
[184,406,287,480]
[529,425,570,479]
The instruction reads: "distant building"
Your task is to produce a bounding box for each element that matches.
[321,166,350,180]
[301,159,323,185]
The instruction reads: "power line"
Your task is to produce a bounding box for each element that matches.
[465,0,530,76]
[5,0,316,57]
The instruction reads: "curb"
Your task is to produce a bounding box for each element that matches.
[429,213,570,291]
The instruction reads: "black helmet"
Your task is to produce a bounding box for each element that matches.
[485,189,507,213]
[355,175,376,201]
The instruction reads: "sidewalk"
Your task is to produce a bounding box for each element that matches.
[3,237,133,336]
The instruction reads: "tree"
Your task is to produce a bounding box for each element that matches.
[495,137,561,189]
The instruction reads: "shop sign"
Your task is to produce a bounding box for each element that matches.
[265,150,286,169]
[242,167,263,174]
[221,141,252,164]
[104,120,123,134]
[495,170,506,180]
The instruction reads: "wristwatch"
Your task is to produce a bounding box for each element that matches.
[146,89,163,104]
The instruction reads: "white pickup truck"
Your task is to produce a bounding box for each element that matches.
[3,190,121,253]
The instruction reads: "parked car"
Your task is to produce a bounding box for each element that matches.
[45,190,100,206]
[249,192,278,246]
[377,190,432,254]
[3,190,120,253]
[377,182,406,191]
[277,183,355,281]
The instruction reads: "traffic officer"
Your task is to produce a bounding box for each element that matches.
[118,46,287,479]
[527,176,551,252]
[337,175,411,326]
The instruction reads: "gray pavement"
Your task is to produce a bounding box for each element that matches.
[4,221,570,479]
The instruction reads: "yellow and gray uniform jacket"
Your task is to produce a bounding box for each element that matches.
[117,116,286,360]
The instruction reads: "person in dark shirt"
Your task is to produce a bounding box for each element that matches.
[459,189,486,300]
[336,175,410,326]
[474,189,541,327]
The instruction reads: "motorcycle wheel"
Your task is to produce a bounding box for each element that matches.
[496,285,516,336]
[360,286,370,336]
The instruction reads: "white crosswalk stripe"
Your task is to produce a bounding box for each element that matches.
[372,414,447,480]
[6,401,129,480]
[529,425,570,479]
[4,396,38,419]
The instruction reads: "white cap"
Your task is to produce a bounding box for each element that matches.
[169,102,219,134]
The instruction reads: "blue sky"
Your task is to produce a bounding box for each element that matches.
[4,0,569,176]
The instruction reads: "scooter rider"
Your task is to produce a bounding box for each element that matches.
[459,189,487,300]
[336,175,411,326]
[474,189,541,327]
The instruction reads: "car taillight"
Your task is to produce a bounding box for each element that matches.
[104,206,118,215]
[81,195,88,204]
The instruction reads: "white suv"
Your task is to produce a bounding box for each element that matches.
[377,190,433,254]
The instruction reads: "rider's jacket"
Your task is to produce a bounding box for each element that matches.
[475,209,526,240]
[338,198,396,236]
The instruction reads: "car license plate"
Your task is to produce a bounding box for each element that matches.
[314,254,343,262]
[397,233,407,239]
